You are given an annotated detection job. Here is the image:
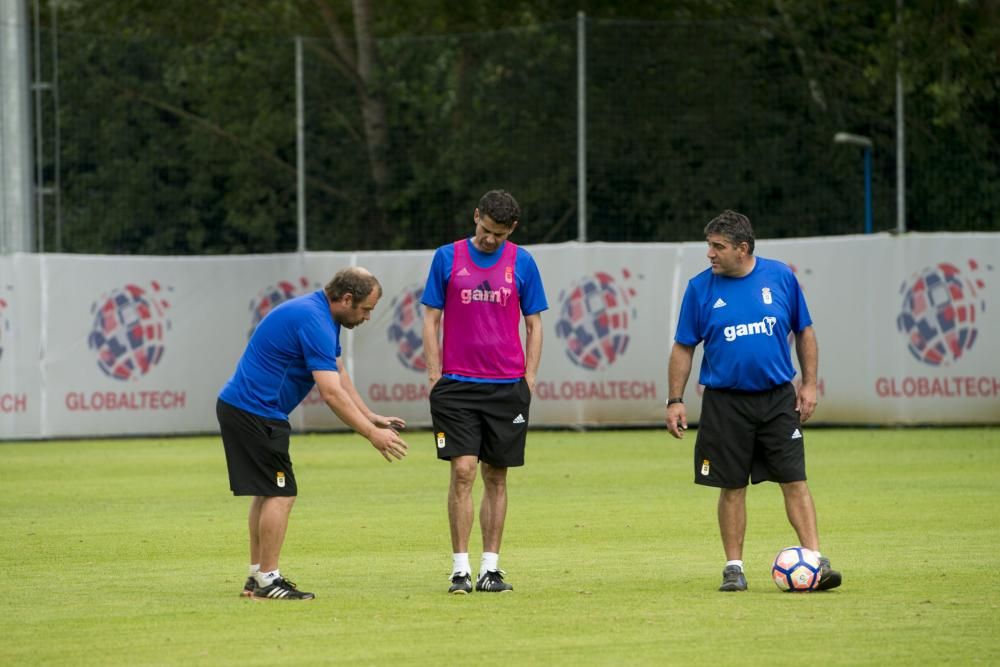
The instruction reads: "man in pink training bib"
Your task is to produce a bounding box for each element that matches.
[421,190,548,594]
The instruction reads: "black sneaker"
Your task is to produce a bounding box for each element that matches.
[240,576,257,598]
[448,572,472,595]
[251,577,315,600]
[816,557,842,591]
[719,565,747,592]
[475,570,513,593]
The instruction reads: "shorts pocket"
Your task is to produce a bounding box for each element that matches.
[265,420,291,441]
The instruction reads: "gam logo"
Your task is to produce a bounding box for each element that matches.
[88,282,172,381]
[896,259,990,367]
[555,269,638,371]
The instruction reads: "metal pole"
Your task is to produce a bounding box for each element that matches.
[0,0,35,253]
[32,0,45,251]
[863,147,872,234]
[51,0,62,251]
[295,36,306,252]
[576,11,587,243]
[895,0,906,234]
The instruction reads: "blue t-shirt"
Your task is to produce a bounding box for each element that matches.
[675,256,812,391]
[219,290,341,420]
[422,238,548,382]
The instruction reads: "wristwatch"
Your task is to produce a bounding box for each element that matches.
[666,397,684,406]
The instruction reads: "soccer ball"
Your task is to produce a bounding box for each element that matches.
[771,546,821,592]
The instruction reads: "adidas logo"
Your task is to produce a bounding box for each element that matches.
[456,267,471,277]
[791,428,802,439]
[512,413,525,424]
[261,585,293,599]
[713,298,727,309]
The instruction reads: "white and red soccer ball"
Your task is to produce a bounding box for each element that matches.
[771,546,822,592]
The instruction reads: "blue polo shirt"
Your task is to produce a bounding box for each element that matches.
[219,290,341,420]
[675,257,811,391]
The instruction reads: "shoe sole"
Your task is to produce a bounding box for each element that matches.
[250,595,315,601]
[240,590,254,598]
[475,589,513,593]
[449,589,470,595]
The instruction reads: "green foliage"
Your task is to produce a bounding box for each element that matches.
[33,1,1000,253]
[2,428,998,664]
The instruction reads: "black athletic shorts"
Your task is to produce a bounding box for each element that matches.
[429,377,531,468]
[693,383,806,488]
[217,398,297,497]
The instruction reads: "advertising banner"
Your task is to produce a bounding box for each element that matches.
[0,232,997,439]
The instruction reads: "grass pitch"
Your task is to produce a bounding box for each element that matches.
[3,428,998,666]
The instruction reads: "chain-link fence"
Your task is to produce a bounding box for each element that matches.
[29,16,991,255]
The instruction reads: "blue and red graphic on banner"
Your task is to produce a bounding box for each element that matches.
[88,282,172,381]
[555,270,638,371]
[386,285,427,372]
[248,277,319,338]
[896,260,988,367]
[0,289,9,364]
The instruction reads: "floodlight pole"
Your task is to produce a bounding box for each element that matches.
[833,132,873,234]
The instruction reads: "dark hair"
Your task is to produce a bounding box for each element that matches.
[704,210,755,254]
[478,189,521,227]
[324,267,382,303]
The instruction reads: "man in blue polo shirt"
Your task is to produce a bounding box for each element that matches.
[665,210,842,592]
[217,267,408,601]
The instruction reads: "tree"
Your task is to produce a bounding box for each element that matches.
[33,0,1000,253]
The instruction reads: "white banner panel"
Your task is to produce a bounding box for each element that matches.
[759,232,999,424]
[0,254,42,438]
[40,254,313,437]
[529,243,674,425]
[0,233,997,439]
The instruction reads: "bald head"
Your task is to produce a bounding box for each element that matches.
[324,267,382,303]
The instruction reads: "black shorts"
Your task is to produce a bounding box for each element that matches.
[429,377,531,468]
[693,383,806,488]
[217,398,297,497]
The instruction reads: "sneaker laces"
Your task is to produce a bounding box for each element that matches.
[482,569,506,582]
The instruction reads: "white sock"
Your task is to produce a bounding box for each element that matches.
[480,552,499,576]
[725,560,744,572]
[249,564,260,576]
[255,569,280,587]
[452,553,471,576]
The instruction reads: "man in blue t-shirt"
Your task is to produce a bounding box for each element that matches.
[665,210,842,593]
[217,267,408,601]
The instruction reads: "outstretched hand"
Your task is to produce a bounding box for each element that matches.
[370,413,407,432]
[369,426,408,462]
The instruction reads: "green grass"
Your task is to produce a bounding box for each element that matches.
[3,428,999,666]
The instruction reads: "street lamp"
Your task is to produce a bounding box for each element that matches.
[833,132,873,234]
